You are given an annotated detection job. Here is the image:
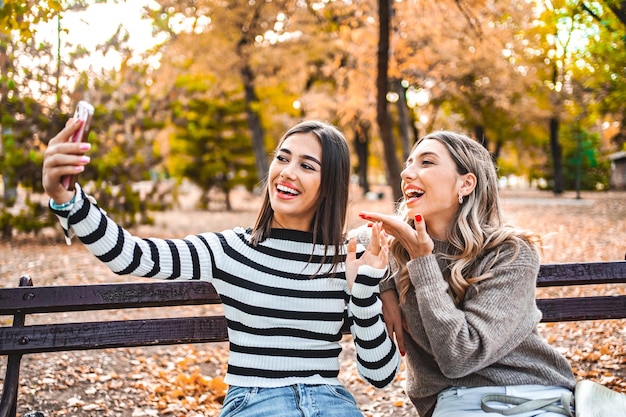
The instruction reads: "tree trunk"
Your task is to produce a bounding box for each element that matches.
[475,125,488,149]
[240,63,268,183]
[393,79,411,160]
[493,140,503,161]
[376,0,402,202]
[354,120,371,194]
[606,0,626,26]
[550,116,564,194]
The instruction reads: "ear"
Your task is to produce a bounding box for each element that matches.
[459,173,477,197]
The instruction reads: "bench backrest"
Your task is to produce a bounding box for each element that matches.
[536,261,626,322]
[0,277,227,355]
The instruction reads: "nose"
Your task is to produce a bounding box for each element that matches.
[401,164,415,181]
[280,163,297,180]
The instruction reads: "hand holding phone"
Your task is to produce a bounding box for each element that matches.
[62,101,94,191]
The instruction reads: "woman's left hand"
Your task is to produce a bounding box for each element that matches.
[345,222,388,290]
[359,211,433,258]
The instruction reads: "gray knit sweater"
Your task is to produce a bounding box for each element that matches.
[380,238,576,417]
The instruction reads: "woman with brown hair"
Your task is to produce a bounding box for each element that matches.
[43,119,400,417]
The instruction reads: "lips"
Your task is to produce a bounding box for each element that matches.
[404,184,424,205]
[276,182,300,199]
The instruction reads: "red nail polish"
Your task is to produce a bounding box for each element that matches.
[414,214,422,222]
[400,350,405,356]
[359,213,370,219]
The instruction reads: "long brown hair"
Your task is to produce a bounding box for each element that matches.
[390,131,541,304]
[250,120,351,273]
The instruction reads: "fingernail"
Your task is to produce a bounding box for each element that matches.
[79,143,91,151]
[79,156,90,163]
[414,214,422,222]
[367,222,373,227]
[401,351,405,356]
[359,213,370,219]
[74,165,85,172]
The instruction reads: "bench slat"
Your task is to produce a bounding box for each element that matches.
[537,295,626,322]
[3,296,623,355]
[537,261,626,287]
[0,281,221,315]
[0,316,228,355]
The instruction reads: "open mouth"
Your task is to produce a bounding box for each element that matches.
[277,183,300,197]
[404,187,424,203]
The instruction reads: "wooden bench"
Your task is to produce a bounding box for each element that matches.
[1,260,625,417]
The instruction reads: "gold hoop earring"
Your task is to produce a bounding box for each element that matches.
[458,190,464,205]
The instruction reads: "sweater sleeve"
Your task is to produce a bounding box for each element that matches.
[348,264,401,388]
[407,241,541,379]
[49,185,215,280]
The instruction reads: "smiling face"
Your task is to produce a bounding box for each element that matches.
[268,132,322,231]
[401,138,472,239]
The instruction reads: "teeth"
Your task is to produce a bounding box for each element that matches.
[277,184,299,195]
[405,189,424,198]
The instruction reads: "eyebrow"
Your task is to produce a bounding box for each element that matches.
[407,150,438,162]
[278,148,322,166]
[416,150,438,158]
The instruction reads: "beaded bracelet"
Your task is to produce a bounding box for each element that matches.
[50,194,76,210]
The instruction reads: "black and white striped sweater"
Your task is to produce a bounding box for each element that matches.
[51,185,400,389]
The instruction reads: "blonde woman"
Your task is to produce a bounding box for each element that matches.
[359,131,575,417]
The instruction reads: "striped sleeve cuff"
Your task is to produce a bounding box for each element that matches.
[49,184,105,245]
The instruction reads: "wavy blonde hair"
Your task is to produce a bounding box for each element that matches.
[390,131,541,305]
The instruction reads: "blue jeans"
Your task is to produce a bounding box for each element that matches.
[433,385,573,416]
[219,384,364,417]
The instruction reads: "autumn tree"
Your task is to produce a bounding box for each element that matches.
[146,0,320,187]
[0,1,67,238]
[579,0,626,151]
[168,74,257,210]
[522,0,616,192]
[0,0,169,239]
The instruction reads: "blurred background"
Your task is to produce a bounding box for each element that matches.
[1,0,625,239]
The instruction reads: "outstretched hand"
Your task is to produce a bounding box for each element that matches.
[42,119,91,204]
[359,211,434,259]
[345,222,388,290]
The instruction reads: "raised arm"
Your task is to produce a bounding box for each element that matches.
[345,222,401,388]
[42,120,215,281]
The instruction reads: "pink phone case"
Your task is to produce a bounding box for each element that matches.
[62,101,94,191]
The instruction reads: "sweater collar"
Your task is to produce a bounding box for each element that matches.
[268,228,316,243]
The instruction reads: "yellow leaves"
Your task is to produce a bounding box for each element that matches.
[393,399,406,407]
[208,376,229,395]
[125,345,229,415]
[544,319,626,394]
[150,370,227,414]
[599,344,613,356]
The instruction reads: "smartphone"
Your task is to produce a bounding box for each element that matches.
[62,101,94,191]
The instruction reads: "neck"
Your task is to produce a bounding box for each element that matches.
[271,216,311,232]
[426,220,449,241]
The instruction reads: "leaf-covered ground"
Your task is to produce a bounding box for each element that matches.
[1,187,625,417]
